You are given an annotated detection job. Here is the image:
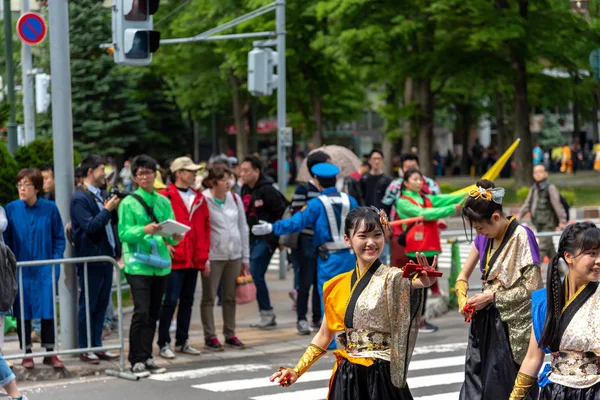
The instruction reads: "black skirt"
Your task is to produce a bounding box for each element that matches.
[329,358,413,400]
[540,381,600,399]
[459,304,538,400]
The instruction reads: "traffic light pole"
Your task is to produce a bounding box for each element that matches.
[143,0,289,279]
[3,0,18,155]
[48,0,78,350]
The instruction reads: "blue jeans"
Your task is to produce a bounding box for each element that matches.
[290,235,321,324]
[250,239,275,311]
[157,269,199,348]
[78,263,113,349]
[0,351,15,387]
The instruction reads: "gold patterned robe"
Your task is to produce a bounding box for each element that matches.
[323,259,424,389]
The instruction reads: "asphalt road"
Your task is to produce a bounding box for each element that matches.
[22,311,469,400]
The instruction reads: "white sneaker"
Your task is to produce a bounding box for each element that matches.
[159,346,176,359]
[145,358,167,374]
[175,342,201,356]
[131,362,151,378]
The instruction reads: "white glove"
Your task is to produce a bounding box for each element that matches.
[252,220,273,236]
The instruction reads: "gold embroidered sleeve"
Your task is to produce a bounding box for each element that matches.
[290,344,327,377]
[494,264,542,363]
[509,372,537,399]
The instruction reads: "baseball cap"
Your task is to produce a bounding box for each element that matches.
[170,157,203,172]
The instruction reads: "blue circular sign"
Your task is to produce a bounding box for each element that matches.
[17,12,47,46]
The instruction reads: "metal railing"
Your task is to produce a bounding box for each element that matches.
[6,256,138,380]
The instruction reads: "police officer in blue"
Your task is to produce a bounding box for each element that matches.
[252,163,358,310]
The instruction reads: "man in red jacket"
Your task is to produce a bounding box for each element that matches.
[157,157,210,359]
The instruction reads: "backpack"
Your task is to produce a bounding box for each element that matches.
[0,242,18,312]
[545,185,570,221]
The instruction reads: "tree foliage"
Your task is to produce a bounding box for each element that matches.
[14,137,82,171]
[0,142,18,206]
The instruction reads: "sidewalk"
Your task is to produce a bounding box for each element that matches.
[4,267,448,383]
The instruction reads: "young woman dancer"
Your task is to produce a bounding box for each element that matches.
[269,206,438,399]
[395,168,465,332]
[510,222,600,399]
[455,179,542,400]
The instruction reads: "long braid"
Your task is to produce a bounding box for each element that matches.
[539,222,600,350]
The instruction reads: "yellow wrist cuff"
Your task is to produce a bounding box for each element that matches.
[509,372,537,400]
[455,279,469,310]
[292,344,327,377]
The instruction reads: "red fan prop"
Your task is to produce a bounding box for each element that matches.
[401,261,443,279]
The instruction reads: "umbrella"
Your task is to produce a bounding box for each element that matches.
[296,145,361,182]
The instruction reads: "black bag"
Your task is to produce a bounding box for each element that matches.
[0,242,18,312]
[278,205,300,249]
[545,185,570,221]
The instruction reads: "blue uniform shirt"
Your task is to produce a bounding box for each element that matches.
[273,186,358,248]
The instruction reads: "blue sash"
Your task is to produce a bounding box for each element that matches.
[531,289,551,388]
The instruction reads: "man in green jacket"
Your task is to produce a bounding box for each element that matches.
[118,155,182,378]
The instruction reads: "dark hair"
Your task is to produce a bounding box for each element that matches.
[202,164,233,189]
[400,153,419,168]
[242,155,263,172]
[16,168,43,192]
[307,151,330,177]
[344,206,385,237]
[317,177,337,189]
[131,155,157,176]
[540,222,600,351]
[368,149,383,159]
[462,179,503,223]
[41,163,54,174]
[80,155,105,178]
[74,166,85,179]
[361,160,370,168]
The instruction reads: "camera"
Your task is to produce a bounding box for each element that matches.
[109,186,130,199]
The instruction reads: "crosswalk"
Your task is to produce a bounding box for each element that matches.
[148,342,469,399]
[269,235,561,272]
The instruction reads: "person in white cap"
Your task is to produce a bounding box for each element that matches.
[155,157,210,360]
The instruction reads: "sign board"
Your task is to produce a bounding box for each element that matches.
[17,12,47,45]
[279,127,292,147]
[590,49,600,80]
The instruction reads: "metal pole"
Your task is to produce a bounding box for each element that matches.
[276,0,287,280]
[48,0,77,350]
[3,0,17,154]
[21,0,35,144]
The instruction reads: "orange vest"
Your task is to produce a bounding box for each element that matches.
[400,195,441,254]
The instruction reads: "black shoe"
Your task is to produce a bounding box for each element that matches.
[311,320,322,330]
[205,337,225,351]
[144,358,166,374]
[419,321,439,333]
[225,336,246,350]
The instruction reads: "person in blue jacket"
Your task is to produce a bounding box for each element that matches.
[3,168,66,370]
[252,163,358,304]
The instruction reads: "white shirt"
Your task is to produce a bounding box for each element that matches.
[178,188,196,212]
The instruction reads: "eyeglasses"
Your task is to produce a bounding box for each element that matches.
[16,183,34,189]
[136,171,155,178]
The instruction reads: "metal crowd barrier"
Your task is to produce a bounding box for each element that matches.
[7,256,137,381]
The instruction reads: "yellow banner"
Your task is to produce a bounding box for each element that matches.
[451,138,521,195]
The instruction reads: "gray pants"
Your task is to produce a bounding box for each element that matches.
[201,259,242,340]
[536,223,556,261]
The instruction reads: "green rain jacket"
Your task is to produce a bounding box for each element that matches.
[118,188,178,276]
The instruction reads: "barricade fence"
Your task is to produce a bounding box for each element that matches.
[6,256,138,381]
[443,229,565,308]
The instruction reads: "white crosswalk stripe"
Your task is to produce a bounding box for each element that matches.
[170,343,468,399]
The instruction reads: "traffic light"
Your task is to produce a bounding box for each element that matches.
[248,47,278,96]
[112,0,161,66]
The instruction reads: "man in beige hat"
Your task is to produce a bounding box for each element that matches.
[157,157,210,360]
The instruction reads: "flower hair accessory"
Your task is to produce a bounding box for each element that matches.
[370,206,390,231]
[468,186,505,205]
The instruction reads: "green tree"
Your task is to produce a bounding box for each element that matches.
[14,137,82,170]
[0,142,18,205]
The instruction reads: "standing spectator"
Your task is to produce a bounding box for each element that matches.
[157,157,208,359]
[119,160,133,192]
[201,164,249,350]
[240,156,288,329]
[560,143,572,174]
[41,164,55,202]
[532,143,543,166]
[471,139,485,175]
[287,152,328,335]
[3,168,66,369]
[360,150,393,263]
[517,164,567,260]
[70,155,121,364]
[118,155,183,378]
[433,146,444,176]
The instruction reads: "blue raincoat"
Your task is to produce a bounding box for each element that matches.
[3,198,65,320]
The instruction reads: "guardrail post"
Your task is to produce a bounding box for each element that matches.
[447,239,461,309]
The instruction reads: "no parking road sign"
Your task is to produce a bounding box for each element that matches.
[17,12,47,46]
